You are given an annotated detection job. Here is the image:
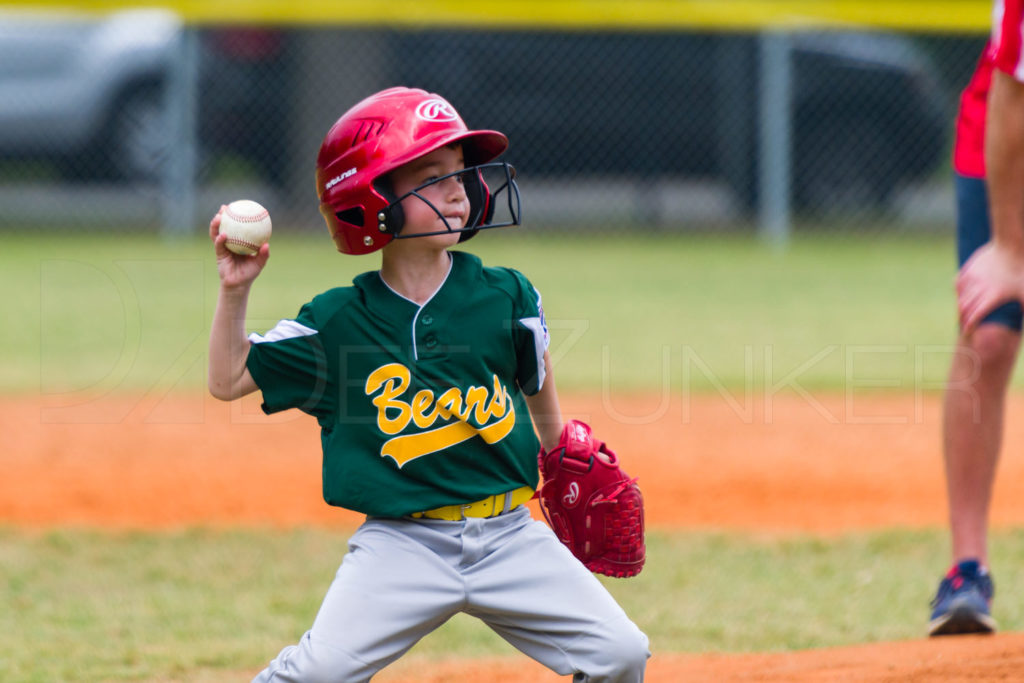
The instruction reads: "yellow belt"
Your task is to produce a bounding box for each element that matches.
[411,486,535,521]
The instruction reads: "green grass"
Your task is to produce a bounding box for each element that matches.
[0,229,977,394]
[4,526,1024,682]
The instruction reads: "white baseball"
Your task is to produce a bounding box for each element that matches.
[219,199,272,255]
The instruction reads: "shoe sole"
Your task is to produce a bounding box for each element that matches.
[928,602,997,637]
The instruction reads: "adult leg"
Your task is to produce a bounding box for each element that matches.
[945,173,1024,565]
[930,172,1022,636]
[943,323,1020,566]
[463,508,649,683]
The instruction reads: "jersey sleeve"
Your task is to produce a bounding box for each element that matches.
[245,302,336,417]
[509,270,550,395]
[992,0,1024,81]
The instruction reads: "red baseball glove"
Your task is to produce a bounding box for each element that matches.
[538,420,645,578]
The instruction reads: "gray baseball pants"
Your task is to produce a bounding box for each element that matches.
[252,505,649,682]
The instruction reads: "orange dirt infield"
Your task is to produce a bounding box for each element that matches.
[5,390,1024,680]
[372,633,1024,682]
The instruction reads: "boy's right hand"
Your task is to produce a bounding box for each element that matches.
[210,206,270,288]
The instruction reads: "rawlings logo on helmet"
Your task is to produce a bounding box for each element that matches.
[324,167,357,191]
[415,98,459,122]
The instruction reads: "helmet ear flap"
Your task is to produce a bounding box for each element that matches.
[459,168,493,243]
[373,178,405,236]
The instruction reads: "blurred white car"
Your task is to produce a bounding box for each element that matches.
[0,9,182,181]
[0,9,291,184]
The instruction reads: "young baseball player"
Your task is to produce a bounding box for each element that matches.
[208,87,649,682]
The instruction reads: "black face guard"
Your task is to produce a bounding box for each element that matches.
[384,161,521,240]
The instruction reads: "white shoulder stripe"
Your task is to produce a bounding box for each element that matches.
[519,285,550,389]
[519,316,548,389]
[248,319,318,344]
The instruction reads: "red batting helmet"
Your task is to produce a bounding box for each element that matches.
[316,87,520,255]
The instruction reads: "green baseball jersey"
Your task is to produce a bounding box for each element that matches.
[245,251,549,518]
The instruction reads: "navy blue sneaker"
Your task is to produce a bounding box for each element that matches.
[928,559,997,636]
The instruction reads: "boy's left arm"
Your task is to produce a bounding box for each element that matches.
[524,351,563,451]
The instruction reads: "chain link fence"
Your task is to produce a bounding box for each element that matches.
[0,9,987,235]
